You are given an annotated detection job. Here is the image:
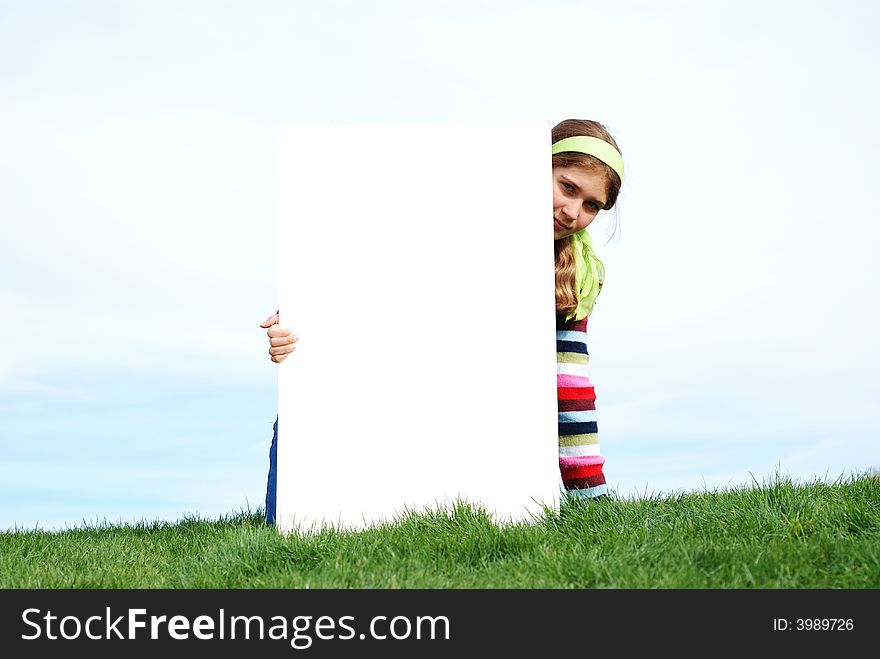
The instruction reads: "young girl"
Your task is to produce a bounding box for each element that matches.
[260,118,623,523]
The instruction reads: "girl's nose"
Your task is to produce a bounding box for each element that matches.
[562,202,580,221]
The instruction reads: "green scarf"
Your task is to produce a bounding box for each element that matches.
[566,229,605,322]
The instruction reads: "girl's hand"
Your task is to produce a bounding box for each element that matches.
[260,312,299,364]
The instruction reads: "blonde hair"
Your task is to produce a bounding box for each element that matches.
[552,119,623,317]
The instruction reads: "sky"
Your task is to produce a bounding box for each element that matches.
[1,0,878,531]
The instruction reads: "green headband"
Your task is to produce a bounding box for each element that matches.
[551,135,624,182]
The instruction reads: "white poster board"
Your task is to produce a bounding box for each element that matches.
[276,121,560,533]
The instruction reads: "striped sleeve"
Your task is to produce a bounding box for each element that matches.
[556,315,607,498]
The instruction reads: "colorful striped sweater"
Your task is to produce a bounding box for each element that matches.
[556,314,607,498]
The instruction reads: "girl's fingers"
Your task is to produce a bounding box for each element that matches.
[260,313,280,328]
[261,312,297,364]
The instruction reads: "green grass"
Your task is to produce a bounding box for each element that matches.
[2,472,878,588]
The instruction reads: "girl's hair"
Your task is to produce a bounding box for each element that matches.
[553,119,623,317]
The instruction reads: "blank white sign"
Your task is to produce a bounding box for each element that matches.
[276,121,560,533]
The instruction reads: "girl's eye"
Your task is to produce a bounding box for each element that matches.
[561,182,575,193]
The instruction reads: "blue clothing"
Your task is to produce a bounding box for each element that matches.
[265,417,278,525]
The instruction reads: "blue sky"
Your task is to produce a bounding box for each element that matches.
[2,0,878,531]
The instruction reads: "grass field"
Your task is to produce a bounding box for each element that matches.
[2,473,878,588]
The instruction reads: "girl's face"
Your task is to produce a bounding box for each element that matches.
[552,166,608,241]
